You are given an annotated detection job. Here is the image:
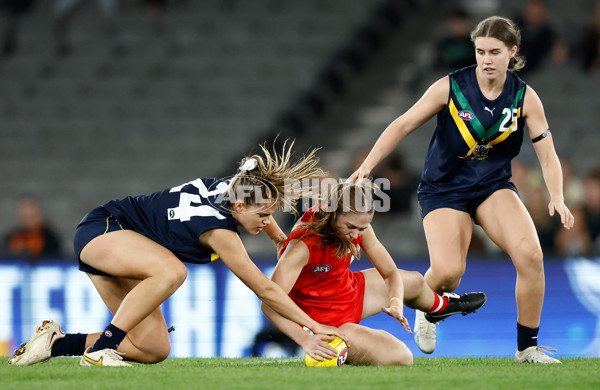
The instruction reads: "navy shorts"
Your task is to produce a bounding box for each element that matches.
[73,206,128,276]
[418,181,518,222]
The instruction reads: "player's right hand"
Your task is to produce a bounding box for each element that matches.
[346,167,371,184]
[302,334,338,361]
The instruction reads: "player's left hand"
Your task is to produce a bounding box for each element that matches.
[548,198,574,229]
[382,305,412,334]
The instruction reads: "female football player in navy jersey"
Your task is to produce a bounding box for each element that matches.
[348,16,574,363]
[9,141,348,367]
[261,182,486,366]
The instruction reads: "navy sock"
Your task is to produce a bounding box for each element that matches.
[90,323,127,353]
[51,333,87,357]
[517,323,539,351]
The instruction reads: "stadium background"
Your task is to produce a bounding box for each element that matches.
[1,0,599,358]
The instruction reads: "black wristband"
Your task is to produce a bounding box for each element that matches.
[531,129,550,143]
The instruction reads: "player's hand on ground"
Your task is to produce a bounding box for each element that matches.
[548,199,574,229]
[302,334,338,361]
[382,305,412,334]
[311,324,350,347]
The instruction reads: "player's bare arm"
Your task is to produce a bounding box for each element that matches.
[525,86,574,229]
[262,239,340,359]
[200,228,346,341]
[349,77,449,182]
[360,226,411,333]
[262,216,287,257]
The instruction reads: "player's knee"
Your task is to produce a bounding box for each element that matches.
[141,342,171,364]
[516,243,544,275]
[435,271,462,292]
[430,261,463,290]
[160,261,188,294]
[405,271,425,291]
[530,250,544,272]
[393,352,413,366]
[376,330,413,366]
[385,342,413,366]
[149,344,171,363]
[126,333,171,364]
[441,278,461,292]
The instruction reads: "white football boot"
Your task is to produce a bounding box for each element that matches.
[80,347,132,367]
[515,346,561,364]
[8,320,65,366]
[414,309,436,354]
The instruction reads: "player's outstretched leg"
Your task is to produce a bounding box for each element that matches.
[515,346,561,364]
[8,320,65,366]
[414,310,436,354]
[425,292,487,323]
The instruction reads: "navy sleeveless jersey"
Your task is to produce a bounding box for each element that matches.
[418,65,527,197]
[101,178,238,264]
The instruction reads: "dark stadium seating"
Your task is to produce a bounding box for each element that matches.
[1,0,597,259]
[0,0,379,257]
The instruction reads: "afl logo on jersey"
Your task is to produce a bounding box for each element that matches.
[312,264,332,275]
[458,110,474,121]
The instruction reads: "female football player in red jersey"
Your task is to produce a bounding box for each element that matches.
[9,141,348,367]
[261,182,486,366]
[348,16,574,363]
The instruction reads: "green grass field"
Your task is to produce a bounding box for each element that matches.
[3,356,600,390]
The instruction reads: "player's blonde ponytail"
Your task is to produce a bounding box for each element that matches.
[229,140,326,214]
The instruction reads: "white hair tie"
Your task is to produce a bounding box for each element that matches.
[240,158,258,172]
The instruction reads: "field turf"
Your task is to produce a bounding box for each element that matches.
[2,356,599,389]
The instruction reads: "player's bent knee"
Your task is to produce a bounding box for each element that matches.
[147,347,171,364]
[129,340,171,364]
[431,265,463,291]
[514,244,544,275]
[404,271,425,291]
[160,261,188,294]
[373,343,413,366]
[525,247,544,269]
[387,354,413,366]
[391,346,413,366]
[379,331,413,366]
[361,329,413,366]
[150,339,171,363]
[437,274,462,292]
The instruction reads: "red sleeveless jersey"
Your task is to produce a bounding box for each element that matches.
[279,206,365,327]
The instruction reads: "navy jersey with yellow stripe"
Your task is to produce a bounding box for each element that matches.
[418,65,527,197]
[101,178,237,264]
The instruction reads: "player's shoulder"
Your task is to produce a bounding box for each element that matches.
[288,224,318,243]
[448,64,477,80]
[507,69,527,85]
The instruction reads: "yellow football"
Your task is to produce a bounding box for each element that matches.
[305,336,348,367]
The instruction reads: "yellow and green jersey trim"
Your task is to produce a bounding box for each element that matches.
[449,78,524,158]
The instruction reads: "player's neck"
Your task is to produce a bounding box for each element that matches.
[475,70,506,101]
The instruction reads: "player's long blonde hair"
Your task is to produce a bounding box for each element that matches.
[300,181,377,259]
[229,139,325,214]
